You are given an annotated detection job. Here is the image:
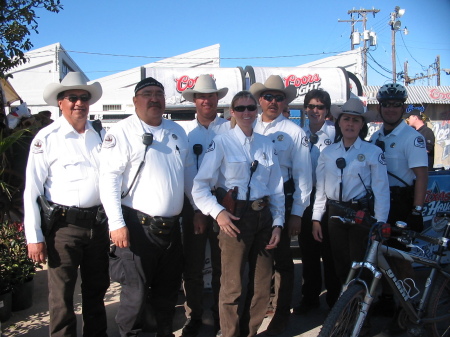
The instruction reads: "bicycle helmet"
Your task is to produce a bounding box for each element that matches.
[376,83,408,102]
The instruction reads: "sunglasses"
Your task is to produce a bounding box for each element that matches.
[306,104,326,110]
[381,102,403,108]
[233,105,257,112]
[262,94,285,102]
[64,94,91,103]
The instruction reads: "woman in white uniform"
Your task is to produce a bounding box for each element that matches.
[192,91,284,337]
[312,98,390,286]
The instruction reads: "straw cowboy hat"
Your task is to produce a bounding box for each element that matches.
[43,72,102,107]
[182,74,228,102]
[331,98,378,123]
[249,75,297,104]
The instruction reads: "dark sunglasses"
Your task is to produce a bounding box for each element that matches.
[262,94,285,102]
[64,95,91,103]
[381,102,403,108]
[233,105,257,112]
[306,104,326,110]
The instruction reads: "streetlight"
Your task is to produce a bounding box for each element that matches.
[390,6,407,83]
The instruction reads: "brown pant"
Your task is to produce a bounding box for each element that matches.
[218,207,273,337]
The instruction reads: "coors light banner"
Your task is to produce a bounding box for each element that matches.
[248,66,357,106]
[144,67,245,109]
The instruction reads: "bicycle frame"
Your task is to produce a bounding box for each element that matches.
[340,217,450,335]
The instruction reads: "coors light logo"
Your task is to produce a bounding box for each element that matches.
[174,74,216,93]
[284,74,321,98]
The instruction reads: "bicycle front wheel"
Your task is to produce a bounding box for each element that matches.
[319,283,368,337]
[426,271,450,337]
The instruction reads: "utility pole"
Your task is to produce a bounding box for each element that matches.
[389,6,407,83]
[339,8,379,86]
[404,56,441,86]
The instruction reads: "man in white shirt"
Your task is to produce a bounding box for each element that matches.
[250,75,312,335]
[24,72,109,337]
[100,77,190,337]
[180,74,230,336]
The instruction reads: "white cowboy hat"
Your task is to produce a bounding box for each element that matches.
[331,98,378,123]
[43,72,102,107]
[249,75,297,104]
[182,74,228,102]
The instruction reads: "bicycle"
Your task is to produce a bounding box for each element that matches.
[318,202,450,337]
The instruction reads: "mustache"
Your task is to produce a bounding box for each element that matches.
[148,102,162,108]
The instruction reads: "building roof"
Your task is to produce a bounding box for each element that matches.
[364,85,450,104]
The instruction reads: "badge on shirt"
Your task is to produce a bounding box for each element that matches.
[301,136,309,147]
[324,139,332,145]
[378,153,386,165]
[357,154,365,162]
[277,135,284,141]
[102,134,116,148]
[205,140,215,153]
[172,134,178,140]
[32,139,43,154]
[414,136,425,148]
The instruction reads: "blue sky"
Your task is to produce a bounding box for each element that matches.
[29,0,450,86]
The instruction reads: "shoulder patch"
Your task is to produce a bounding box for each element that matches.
[301,136,309,147]
[103,134,116,148]
[32,139,44,154]
[414,136,425,148]
[205,140,215,153]
[378,153,386,165]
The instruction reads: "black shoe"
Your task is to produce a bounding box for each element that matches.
[293,299,320,315]
[265,314,290,336]
[371,294,396,317]
[181,318,203,337]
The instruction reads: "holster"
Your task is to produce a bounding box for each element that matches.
[215,186,238,215]
[284,178,295,213]
[37,195,61,236]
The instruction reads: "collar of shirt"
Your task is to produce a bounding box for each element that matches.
[232,125,254,147]
[254,112,284,130]
[382,119,407,138]
[59,116,90,136]
[336,136,363,150]
[196,115,220,129]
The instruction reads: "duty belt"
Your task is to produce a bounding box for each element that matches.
[50,202,99,226]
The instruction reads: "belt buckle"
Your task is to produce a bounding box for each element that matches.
[251,199,264,211]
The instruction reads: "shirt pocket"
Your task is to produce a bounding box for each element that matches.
[254,151,274,183]
[60,155,86,181]
[348,159,369,180]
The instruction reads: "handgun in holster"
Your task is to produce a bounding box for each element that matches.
[37,195,61,236]
[213,187,238,232]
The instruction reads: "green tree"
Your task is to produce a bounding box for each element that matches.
[0,0,63,78]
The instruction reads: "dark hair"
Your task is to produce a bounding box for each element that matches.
[230,91,257,110]
[304,89,331,110]
[333,113,368,143]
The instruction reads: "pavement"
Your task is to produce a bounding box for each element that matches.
[1,242,405,337]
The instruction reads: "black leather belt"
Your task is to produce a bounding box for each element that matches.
[235,197,269,212]
[50,202,100,227]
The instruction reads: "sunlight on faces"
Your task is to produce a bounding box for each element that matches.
[306,98,327,128]
[133,87,166,122]
[194,92,219,120]
[258,90,286,121]
[339,113,364,141]
[58,89,90,123]
[232,97,258,129]
[378,100,405,125]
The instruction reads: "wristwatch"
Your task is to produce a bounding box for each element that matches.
[272,225,283,230]
[412,205,423,215]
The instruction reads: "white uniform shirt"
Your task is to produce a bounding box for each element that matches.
[181,116,230,208]
[303,120,335,185]
[192,125,285,227]
[370,120,428,187]
[313,137,390,223]
[253,114,312,217]
[99,115,190,231]
[24,117,105,243]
